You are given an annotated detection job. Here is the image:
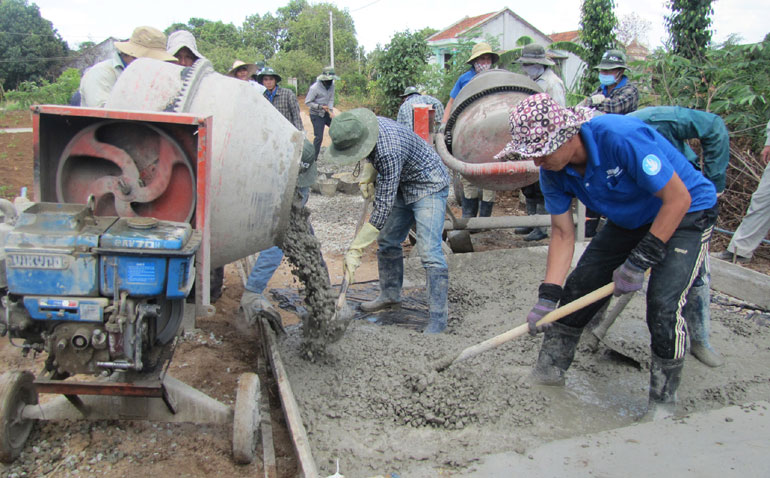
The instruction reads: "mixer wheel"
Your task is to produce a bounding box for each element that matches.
[0,371,38,463]
[232,372,260,464]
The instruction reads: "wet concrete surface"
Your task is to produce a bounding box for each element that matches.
[276,247,770,477]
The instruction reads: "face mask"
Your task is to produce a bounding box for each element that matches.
[522,64,545,80]
[598,73,617,86]
[474,62,492,73]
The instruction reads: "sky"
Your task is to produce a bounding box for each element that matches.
[33,0,768,54]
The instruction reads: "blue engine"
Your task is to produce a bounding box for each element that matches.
[1,202,200,376]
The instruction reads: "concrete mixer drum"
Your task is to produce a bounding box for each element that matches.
[55,121,196,223]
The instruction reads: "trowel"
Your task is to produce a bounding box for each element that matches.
[332,197,372,323]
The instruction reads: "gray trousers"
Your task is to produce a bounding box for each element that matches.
[728,160,770,258]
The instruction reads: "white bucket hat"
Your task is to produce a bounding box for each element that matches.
[166,30,204,60]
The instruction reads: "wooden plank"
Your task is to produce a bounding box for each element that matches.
[257,349,277,478]
[260,318,319,478]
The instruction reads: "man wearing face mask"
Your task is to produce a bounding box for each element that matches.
[442,42,500,219]
[306,66,340,160]
[581,49,639,237]
[514,44,567,241]
[582,49,639,114]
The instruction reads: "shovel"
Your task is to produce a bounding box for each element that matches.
[332,197,372,322]
[433,282,616,372]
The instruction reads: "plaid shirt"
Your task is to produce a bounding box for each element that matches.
[590,76,639,114]
[396,94,445,131]
[369,117,450,230]
[265,86,303,131]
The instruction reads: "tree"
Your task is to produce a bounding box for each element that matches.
[616,12,651,48]
[374,30,431,117]
[283,3,358,66]
[665,0,713,59]
[579,0,618,94]
[0,0,69,90]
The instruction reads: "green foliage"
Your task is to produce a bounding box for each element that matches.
[579,0,618,94]
[665,0,713,59]
[374,30,431,117]
[4,68,79,108]
[270,49,323,94]
[166,19,259,73]
[284,3,358,66]
[632,38,770,150]
[0,0,69,90]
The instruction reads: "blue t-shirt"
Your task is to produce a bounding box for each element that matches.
[539,114,716,230]
[450,69,476,99]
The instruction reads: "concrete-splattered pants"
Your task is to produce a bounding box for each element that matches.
[557,205,718,360]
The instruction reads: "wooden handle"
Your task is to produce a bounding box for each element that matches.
[436,282,616,371]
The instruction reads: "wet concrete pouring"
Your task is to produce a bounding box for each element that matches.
[275,237,770,477]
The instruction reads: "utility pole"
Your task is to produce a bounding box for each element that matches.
[329,10,335,68]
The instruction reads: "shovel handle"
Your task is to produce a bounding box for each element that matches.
[437,282,616,371]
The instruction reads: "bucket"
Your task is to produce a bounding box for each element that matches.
[97,59,303,269]
[318,178,339,197]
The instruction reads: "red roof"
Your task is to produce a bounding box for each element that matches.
[428,12,497,42]
[550,30,580,43]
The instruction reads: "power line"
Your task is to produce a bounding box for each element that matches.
[350,0,384,13]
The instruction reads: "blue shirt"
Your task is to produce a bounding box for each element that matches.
[540,115,717,230]
[369,117,451,230]
[449,69,476,99]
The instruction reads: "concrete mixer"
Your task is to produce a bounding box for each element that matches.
[435,69,587,249]
[0,57,304,464]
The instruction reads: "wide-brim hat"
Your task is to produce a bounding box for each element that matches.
[317,66,340,81]
[467,42,500,65]
[516,44,555,66]
[322,108,379,166]
[495,93,595,160]
[166,30,204,61]
[115,26,177,62]
[228,60,258,77]
[594,49,629,70]
[256,67,282,83]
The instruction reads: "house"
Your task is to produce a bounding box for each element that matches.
[61,38,120,74]
[427,8,585,90]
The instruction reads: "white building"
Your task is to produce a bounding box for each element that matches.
[427,9,585,90]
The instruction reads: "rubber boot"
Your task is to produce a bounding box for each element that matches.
[423,268,449,334]
[684,283,724,368]
[531,321,582,385]
[461,196,479,218]
[515,198,538,235]
[524,202,549,241]
[360,251,403,312]
[479,200,494,218]
[646,352,684,420]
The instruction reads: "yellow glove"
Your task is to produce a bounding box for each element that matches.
[358,162,377,200]
[590,94,606,105]
[344,223,379,283]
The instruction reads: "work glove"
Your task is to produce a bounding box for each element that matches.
[590,94,606,106]
[612,260,646,297]
[239,291,285,334]
[358,162,377,200]
[343,223,380,283]
[527,283,563,335]
[612,231,666,297]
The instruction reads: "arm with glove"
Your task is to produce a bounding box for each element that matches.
[343,223,380,284]
[612,173,690,296]
[358,161,378,200]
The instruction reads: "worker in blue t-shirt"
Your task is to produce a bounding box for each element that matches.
[442,42,500,219]
[497,93,717,420]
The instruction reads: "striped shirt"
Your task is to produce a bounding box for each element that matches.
[369,117,451,229]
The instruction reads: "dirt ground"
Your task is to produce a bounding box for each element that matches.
[1,100,770,478]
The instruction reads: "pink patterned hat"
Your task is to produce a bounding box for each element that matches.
[495,93,595,160]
